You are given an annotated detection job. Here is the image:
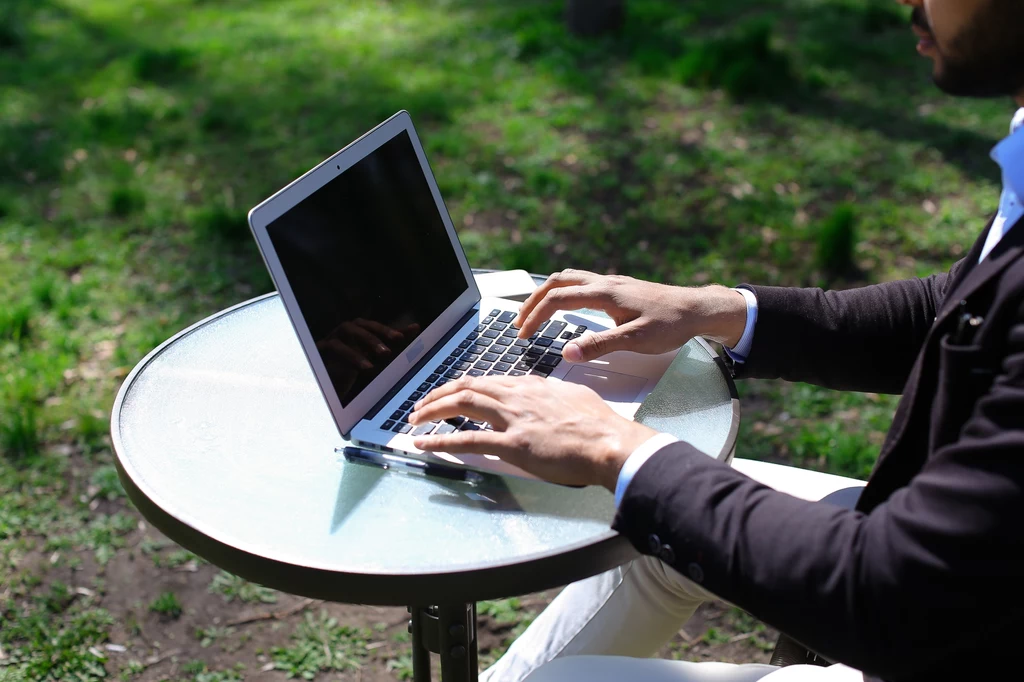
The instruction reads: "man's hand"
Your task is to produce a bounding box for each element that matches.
[409,376,658,490]
[514,269,748,363]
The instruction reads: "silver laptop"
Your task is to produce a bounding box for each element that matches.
[248,111,679,480]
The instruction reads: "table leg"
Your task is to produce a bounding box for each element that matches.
[409,603,479,682]
[410,605,435,682]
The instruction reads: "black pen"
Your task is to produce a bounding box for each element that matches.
[338,446,483,484]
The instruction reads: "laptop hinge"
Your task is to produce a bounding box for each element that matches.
[363,306,479,423]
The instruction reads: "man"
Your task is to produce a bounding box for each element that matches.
[409,0,1024,679]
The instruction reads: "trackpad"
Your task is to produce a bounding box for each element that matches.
[563,366,647,403]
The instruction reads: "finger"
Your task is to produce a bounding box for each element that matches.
[515,269,598,333]
[414,375,519,411]
[413,429,511,456]
[354,318,404,340]
[563,321,643,362]
[320,339,373,370]
[409,389,511,429]
[518,287,609,339]
[341,321,390,354]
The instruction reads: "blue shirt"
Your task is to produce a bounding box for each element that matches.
[615,107,1024,508]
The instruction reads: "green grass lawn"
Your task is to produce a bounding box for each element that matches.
[0,0,1015,680]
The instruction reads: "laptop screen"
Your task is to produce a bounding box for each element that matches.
[266,130,468,408]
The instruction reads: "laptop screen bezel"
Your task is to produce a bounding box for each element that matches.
[247,110,481,438]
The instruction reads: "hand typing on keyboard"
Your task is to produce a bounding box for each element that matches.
[513,269,747,364]
[408,375,657,490]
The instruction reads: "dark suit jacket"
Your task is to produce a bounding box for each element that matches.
[613,216,1024,682]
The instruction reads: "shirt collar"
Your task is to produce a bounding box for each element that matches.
[991,107,1024,199]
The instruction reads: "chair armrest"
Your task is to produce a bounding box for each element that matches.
[731,458,866,502]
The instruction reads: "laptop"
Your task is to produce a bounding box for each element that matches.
[247,111,679,480]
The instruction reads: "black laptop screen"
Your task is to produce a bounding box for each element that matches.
[266,130,467,408]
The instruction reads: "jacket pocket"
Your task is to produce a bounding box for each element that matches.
[930,334,994,449]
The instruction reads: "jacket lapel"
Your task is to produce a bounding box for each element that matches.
[935,215,1024,326]
[860,215,1024,510]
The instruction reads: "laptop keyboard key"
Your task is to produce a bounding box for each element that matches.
[482,352,500,362]
[513,338,530,348]
[497,311,517,323]
[435,378,450,387]
[489,309,501,317]
[382,419,396,430]
[571,333,582,339]
[551,340,566,351]
[400,401,414,411]
[394,423,412,434]
[494,362,512,372]
[483,316,494,324]
[539,354,561,367]
[435,423,457,435]
[490,322,508,331]
[515,361,534,371]
[494,337,513,346]
[460,421,481,431]
[409,391,423,401]
[468,369,485,377]
[531,366,553,376]
[458,340,471,349]
[502,328,518,338]
[454,361,472,371]
[487,370,504,376]
[535,337,553,347]
[576,326,587,333]
[500,354,518,363]
[482,329,500,339]
[474,361,492,370]
[507,346,525,355]
[434,365,447,374]
[390,410,404,421]
[445,369,464,379]
[509,370,527,376]
[412,423,436,436]
[427,374,440,383]
[560,331,574,339]
[542,320,567,339]
[468,332,479,340]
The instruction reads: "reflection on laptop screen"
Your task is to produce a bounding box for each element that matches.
[267,130,467,408]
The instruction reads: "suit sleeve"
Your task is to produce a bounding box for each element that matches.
[737,259,965,393]
[613,299,1024,680]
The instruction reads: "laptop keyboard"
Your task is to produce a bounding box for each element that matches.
[379,309,587,435]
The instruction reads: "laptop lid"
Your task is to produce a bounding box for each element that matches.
[248,111,481,438]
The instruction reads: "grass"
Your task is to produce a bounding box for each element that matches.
[208,571,279,605]
[271,611,370,678]
[149,591,183,620]
[0,0,1013,678]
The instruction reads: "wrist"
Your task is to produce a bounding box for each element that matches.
[696,285,747,348]
[597,420,659,492]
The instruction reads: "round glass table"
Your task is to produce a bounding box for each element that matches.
[111,275,739,681]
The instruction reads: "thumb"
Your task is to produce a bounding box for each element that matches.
[563,323,638,362]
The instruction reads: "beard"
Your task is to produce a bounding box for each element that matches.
[913,5,1024,98]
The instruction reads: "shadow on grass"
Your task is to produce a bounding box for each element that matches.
[453,0,1000,183]
[1,0,1003,286]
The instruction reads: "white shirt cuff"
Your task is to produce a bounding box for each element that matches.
[614,432,679,508]
[725,287,758,363]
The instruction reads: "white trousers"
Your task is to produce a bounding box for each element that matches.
[480,555,863,682]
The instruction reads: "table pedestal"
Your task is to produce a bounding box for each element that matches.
[410,603,479,681]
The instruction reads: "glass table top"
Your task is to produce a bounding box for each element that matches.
[112,291,737,600]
